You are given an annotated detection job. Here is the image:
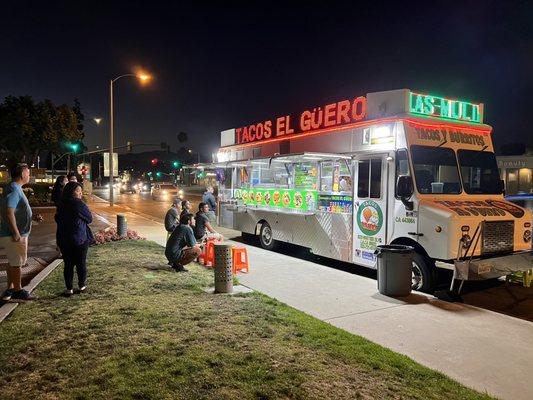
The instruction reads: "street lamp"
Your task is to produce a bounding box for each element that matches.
[109,71,152,206]
[188,149,200,164]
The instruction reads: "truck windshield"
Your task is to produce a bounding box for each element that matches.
[457,150,501,194]
[411,145,461,194]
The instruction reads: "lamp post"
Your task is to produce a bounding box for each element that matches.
[188,149,200,164]
[109,72,151,206]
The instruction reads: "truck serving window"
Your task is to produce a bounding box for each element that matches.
[458,150,501,194]
[411,146,461,194]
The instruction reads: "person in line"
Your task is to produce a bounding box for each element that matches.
[202,186,217,223]
[51,175,68,208]
[55,182,94,296]
[165,213,201,272]
[67,172,78,182]
[180,200,192,219]
[0,163,35,301]
[164,197,182,236]
[193,202,222,242]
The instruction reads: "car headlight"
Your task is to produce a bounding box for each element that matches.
[162,190,167,194]
[122,185,127,189]
[178,189,183,195]
[524,230,531,243]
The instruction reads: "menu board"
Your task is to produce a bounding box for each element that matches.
[234,187,317,211]
[294,164,318,190]
[318,194,353,213]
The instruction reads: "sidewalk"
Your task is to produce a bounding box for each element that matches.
[90,201,533,400]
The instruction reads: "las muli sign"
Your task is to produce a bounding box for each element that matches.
[409,92,483,123]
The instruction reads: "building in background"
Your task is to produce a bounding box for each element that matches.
[498,153,533,195]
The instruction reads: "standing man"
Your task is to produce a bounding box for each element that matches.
[0,163,35,301]
[165,213,202,272]
[202,186,217,223]
[164,198,182,235]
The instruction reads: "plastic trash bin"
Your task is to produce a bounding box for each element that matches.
[375,245,414,296]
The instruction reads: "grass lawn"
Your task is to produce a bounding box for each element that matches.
[0,241,492,400]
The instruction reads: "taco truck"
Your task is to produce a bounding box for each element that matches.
[207,89,532,292]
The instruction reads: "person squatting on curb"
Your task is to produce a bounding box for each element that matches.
[55,182,94,296]
[0,163,36,301]
[165,213,202,272]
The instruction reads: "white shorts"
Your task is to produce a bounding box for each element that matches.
[0,236,28,267]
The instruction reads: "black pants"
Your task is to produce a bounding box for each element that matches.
[61,243,89,290]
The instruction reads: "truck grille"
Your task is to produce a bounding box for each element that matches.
[481,221,514,255]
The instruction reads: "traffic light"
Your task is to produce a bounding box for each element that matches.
[172,160,181,168]
[147,172,152,176]
[151,158,158,166]
[69,143,80,153]
[156,171,162,178]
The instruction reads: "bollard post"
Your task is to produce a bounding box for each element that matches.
[117,214,127,237]
[214,243,233,294]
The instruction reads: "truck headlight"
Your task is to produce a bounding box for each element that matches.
[461,234,472,249]
[179,189,183,195]
[524,230,531,243]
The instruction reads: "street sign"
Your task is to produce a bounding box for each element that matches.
[103,152,118,177]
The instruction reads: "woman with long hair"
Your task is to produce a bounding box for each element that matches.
[55,182,94,296]
[51,175,68,208]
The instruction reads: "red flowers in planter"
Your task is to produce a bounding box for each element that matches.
[93,227,145,245]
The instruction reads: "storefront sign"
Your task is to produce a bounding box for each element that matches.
[410,92,482,123]
[235,187,317,211]
[235,96,367,145]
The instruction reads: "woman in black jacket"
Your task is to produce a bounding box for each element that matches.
[55,182,94,296]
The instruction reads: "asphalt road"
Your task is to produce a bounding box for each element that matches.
[93,188,203,220]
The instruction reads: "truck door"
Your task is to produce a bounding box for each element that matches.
[353,155,388,267]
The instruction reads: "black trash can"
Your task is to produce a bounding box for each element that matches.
[375,245,414,296]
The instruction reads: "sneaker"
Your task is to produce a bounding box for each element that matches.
[64,289,74,297]
[11,289,36,301]
[78,286,87,293]
[172,264,188,272]
[1,289,14,301]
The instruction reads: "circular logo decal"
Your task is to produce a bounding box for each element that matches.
[357,200,383,236]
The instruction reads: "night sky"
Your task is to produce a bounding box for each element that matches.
[1,1,532,158]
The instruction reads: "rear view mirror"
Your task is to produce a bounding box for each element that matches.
[396,175,414,210]
[397,175,414,198]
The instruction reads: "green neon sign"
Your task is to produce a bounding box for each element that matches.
[409,92,482,123]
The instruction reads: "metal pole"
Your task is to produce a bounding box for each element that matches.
[109,79,114,207]
[51,153,55,181]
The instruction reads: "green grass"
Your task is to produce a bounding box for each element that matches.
[0,241,492,399]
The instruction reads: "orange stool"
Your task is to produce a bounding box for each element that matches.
[203,239,217,267]
[232,247,249,274]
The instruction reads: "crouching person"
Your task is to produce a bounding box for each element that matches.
[194,202,223,242]
[165,213,201,272]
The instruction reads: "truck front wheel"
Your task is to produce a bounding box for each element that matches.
[412,253,436,293]
[259,222,277,250]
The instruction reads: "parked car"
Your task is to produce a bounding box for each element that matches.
[120,181,137,194]
[151,183,183,201]
[134,181,151,193]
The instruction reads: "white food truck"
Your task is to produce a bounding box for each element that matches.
[207,89,532,292]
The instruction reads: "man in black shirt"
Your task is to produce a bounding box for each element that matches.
[193,202,222,241]
[165,213,201,272]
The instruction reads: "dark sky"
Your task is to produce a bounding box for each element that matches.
[1,1,532,157]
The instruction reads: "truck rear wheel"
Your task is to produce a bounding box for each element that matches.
[259,222,277,250]
[412,253,436,293]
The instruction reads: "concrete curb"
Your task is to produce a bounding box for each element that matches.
[0,258,63,323]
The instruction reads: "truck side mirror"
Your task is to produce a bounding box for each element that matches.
[396,175,414,210]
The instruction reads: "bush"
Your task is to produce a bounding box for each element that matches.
[93,227,145,245]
